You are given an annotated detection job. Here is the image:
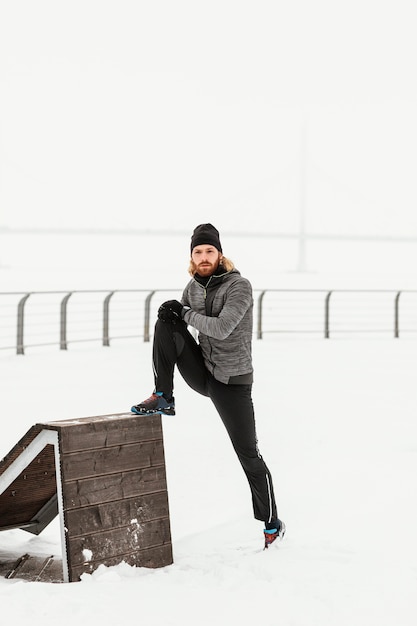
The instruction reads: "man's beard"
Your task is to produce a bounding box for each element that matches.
[195,257,220,276]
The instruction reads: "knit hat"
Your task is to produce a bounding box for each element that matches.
[190,223,222,253]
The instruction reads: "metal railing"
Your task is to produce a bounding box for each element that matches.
[256,289,417,339]
[1,288,417,355]
[0,289,178,355]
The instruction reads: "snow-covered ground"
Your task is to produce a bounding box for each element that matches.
[1,332,417,625]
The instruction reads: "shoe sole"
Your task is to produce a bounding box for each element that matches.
[131,406,175,416]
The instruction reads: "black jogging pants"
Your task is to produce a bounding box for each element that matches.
[152,318,278,525]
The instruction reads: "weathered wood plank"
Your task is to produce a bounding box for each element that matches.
[0,425,43,476]
[67,517,171,568]
[1,554,63,583]
[0,451,55,503]
[0,558,16,577]
[63,466,167,509]
[60,440,165,481]
[70,544,173,580]
[0,446,56,528]
[43,413,163,454]
[35,557,63,583]
[65,491,170,537]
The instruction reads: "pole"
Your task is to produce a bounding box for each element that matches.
[296,120,308,273]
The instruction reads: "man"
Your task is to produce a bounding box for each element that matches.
[131,223,285,549]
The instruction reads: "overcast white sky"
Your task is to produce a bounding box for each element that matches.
[1,0,417,238]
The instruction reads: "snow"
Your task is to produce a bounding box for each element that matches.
[1,332,417,625]
[82,550,93,564]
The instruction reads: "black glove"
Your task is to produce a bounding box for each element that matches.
[158,300,185,323]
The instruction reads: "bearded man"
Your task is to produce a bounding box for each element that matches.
[131,223,285,549]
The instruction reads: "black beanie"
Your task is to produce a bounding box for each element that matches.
[190,223,222,253]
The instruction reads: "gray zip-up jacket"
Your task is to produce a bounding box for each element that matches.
[181,268,254,385]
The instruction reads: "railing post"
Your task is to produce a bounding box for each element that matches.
[394,291,402,338]
[324,291,332,338]
[144,291,156,342]
[103,291,116,346]
[16,293,31,355]
[257,291,267,339]
[60,292,73,350]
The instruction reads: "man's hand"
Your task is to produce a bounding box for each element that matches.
[158,300,185,323]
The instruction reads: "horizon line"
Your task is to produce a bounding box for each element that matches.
[1,226,417,243]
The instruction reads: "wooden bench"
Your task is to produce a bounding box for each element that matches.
[0,413,173,582]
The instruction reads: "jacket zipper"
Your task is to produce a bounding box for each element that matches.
[203,276,213,301]
[194,275,215,374]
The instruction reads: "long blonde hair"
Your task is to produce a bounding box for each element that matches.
[188,255,235,277]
